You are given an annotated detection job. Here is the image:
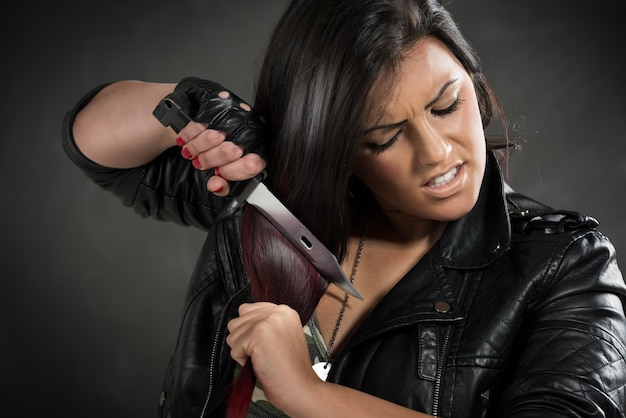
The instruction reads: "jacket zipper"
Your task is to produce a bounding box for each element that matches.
[432,324,452,417]
[432,272,471,417]
[199,288,245,418]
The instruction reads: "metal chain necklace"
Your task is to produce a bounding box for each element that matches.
[312,230,366,381]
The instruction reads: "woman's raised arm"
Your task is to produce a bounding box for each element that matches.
[73,80,177,168]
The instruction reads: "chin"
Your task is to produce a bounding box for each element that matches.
[434,191,480,222]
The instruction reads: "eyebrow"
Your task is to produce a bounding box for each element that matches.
[362,119,408,135]
[363,78,459,134]
[425,78,459,109]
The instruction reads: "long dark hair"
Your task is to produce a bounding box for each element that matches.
[254,0,503,260]
[227,0,504,415]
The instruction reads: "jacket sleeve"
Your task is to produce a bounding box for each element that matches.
[61,84,226,230]
[495,230,626,417]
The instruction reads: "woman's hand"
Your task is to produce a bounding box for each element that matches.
[176,122,266,196]
[171,77,268,196]
[226,302,321,410]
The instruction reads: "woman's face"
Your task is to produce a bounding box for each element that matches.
[353,37,486,232]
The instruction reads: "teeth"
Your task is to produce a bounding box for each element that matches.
[428,166,458,187]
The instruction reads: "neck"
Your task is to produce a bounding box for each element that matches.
[362,206,447,247]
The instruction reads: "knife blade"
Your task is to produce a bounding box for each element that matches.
[153,95,363,300]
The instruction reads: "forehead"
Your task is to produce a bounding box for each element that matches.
[366,37,465,118]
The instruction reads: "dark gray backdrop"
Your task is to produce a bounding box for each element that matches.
[2,1,624,417]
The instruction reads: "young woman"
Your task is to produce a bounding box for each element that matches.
[63,0,626,416]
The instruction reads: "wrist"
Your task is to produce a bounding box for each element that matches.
[278,377,328,418]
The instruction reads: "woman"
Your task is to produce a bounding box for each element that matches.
[63,0,626,417]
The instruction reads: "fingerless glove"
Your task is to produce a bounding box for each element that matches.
[168,76,267,156]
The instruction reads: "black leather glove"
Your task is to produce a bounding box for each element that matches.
[166,76,267,157]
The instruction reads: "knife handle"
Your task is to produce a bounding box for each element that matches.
[152,95,267,217]
[152,95,192,134]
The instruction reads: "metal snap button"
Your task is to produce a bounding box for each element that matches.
[434,301,451,313]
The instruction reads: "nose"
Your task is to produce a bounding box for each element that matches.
[410,123,452,166]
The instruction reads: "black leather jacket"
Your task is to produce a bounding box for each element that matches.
[63,89,626,418]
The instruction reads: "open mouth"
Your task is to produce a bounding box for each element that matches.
[426,165,460,187]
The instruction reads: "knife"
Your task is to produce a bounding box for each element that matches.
[153,95,363,300]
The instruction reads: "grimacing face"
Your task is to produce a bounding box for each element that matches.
[353,37,487,232]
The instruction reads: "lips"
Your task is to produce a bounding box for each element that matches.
[425,165,460,187]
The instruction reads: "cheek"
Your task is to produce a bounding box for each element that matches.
[352,158,380,192]
[466,91,487,143]
[470,106,486,141]
[353,153,407,199]
[447,99,487,162]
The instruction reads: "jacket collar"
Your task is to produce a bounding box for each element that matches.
[438,151,511,269]
[344,152,511,349]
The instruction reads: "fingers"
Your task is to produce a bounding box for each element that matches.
[216,153,267,181]
[175,121,266,195]
[226,303,301,365]
[226,302,324,409]
[180,127,228,158]
[205,151,266,197]
[191,141,244,169]
[177,122,234,167]
[206,175,229,196]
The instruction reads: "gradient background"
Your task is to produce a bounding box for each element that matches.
[2,1,624,417]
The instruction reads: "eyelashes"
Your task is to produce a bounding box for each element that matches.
[432,97,463,118]
[364,96,464,155]
[366,130,402,155]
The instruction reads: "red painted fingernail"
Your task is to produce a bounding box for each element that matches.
[181,148,193,160]
[214,166,221,177]
[175,137,186,147]
[192,156,202,169]
[214,186,224,193]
